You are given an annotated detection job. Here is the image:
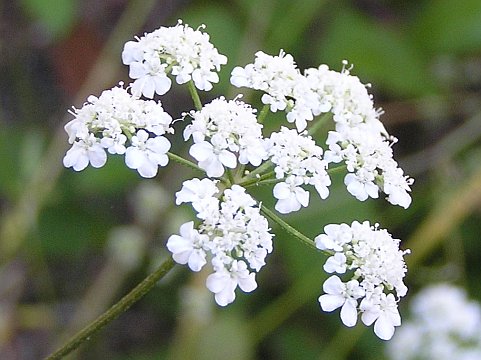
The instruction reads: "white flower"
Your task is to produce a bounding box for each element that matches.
[344,172,379,201]
[168,180,273,306]
[175,178,220,220]
[230,50,303,125]
[232,53,413,205]
[166,221,207,272]
[128,56,172,98]
[125,130,171,178]
[324,253,347,274]
[360,293,401,340]
[315,223,353,252]
[175,177,219,206]
[189,140,237,177]
[206,260,257,306]
[316,221,409,339]
[273,176,309,214]
[63,85,173,175]
[122,21,227,96]
[267,127,331,206]
[185,97,267,176]
[319,275,365,327]
[63,134,107,171]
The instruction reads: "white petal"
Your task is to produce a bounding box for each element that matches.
[147,136,171,154]
[189,142,213,162]
[273,182,290,200]
[206,272,229,293]
[373,314,396,340]
[218,150,237,169]
[361,309,379,326]
[214,286,236,306]
[295,187,310,207]
[274,196,300,214]
[153,75,172,95]
[323,275,344,294]
[137,161,158,178]
[237,272,257,293]
[125,147,144,169]
[319,294,345,312]
[166,234,192,254]
[340,299,358,327]
[129,62,147,79]
[88,147,107,168]
[201,157,224,178]
[187,250,206,272]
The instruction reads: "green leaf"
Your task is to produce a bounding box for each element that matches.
[411,0,481,54]
[316,7,436,98]
[20,0,78,39]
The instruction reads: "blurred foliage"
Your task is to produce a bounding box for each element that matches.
[1,0,481,359]
[19,0,78,40]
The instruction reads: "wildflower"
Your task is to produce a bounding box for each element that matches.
[166,221,207,272]
[316,221,409,340]
[232,53,413,206]
[267,127,331,213]
[184,97,267,177]
[63,85,173,177]
[124,129,170,178]
[63,133,107,171]
[122,21,227,98]
[319,275,365,327]
[168,181,273,306]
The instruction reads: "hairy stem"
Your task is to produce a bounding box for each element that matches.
[167,152,204,174]
[257,104,270,124]
[260,205,318,252]
[307,112,332,136]
[46,257,176,360]
[187,80,203,111]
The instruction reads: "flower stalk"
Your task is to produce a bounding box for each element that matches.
[46,257,175,360]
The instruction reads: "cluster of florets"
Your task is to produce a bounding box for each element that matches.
[64,22,227,177]
[63,85,173,178]
[167,178,273,306]
[266,127,331,214]
[316,221,409,340]
[387,284,481,359]
[63,21,414,341]
[232,52,413,209]
[122,20,227,98]
[184,97,267,177]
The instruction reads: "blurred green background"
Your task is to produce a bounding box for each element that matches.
[1,0,481,359]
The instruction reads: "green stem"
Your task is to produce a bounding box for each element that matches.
[307,112,332,136]
[257,104,270,124]
[239,170,277,188]
[242,160,274,180]
[45,257,176,360]
[260,205,318,252]
[327,164,347,175]
[187,80,203,111]
[167,152,204,174]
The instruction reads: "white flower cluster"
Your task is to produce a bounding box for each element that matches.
[63,20,415,339]
[184,97,267,177]
[316,221,409,340]
[231,53,413,208]
[167,178,273,306]
[63,86,173,178]
[231,50,301,117]
[387,284,481,360]
[266,127,331,214]
[122,20,227,98]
